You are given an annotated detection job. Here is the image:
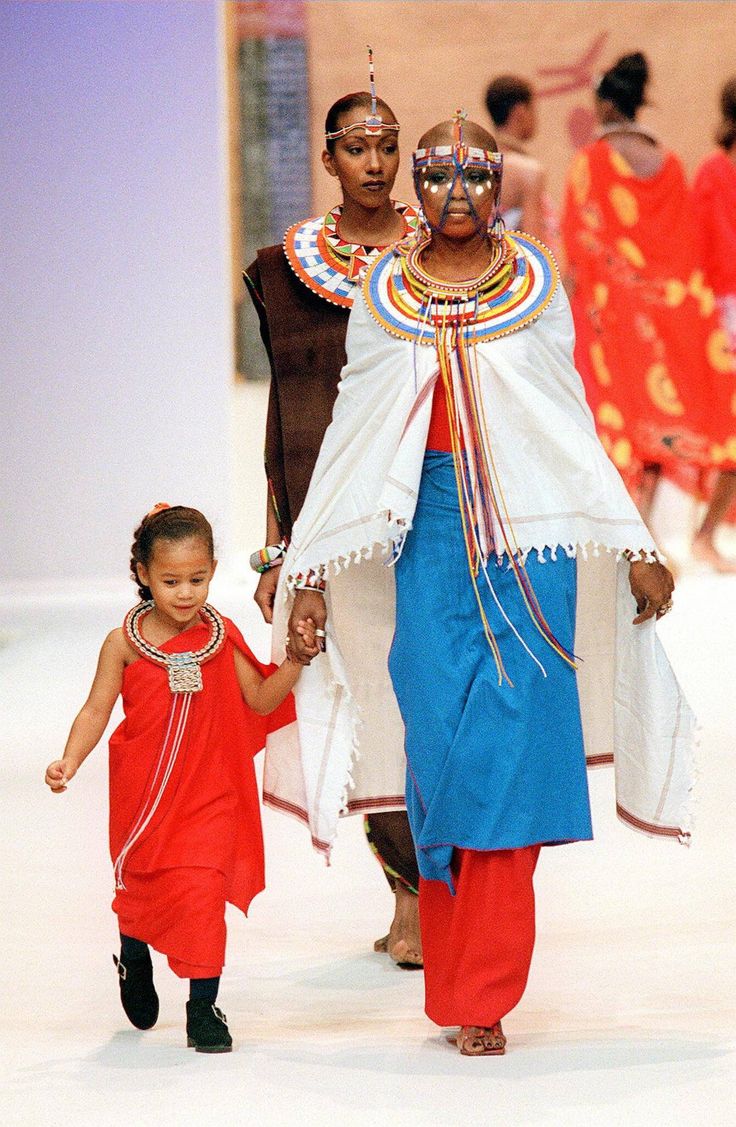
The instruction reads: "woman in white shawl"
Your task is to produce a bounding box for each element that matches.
[282,116,691,1057]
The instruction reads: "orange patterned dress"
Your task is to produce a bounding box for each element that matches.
[561,138,736,493]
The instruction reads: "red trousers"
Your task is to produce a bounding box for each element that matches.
[419,845,541,1027]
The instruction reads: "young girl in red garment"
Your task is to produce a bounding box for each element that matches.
[45,504,317,1053]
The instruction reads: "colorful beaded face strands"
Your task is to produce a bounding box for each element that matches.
[412,109,503,237]
[365,115,572,684]
[324,45,401,142]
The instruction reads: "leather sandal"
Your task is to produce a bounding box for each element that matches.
[447,1023,506,1056]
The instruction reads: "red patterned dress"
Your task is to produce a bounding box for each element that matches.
[562,139,736,493]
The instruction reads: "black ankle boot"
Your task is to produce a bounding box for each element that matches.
[113,951,159,1030]
[186,1000,232,1053]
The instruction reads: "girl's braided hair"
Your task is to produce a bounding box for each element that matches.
[130,505,214,601]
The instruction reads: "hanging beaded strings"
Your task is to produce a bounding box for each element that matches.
[409,114,577,684]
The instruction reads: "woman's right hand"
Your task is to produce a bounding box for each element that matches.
[254,566,281,624]
[288,590,327,664]
[45,759,76,793]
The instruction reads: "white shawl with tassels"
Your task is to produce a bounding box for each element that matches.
[266,282,695,857]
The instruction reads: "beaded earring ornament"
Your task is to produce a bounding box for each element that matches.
[488,209,506,242]
[324,45,401,141]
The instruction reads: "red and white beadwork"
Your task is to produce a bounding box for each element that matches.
[283,201,419,308]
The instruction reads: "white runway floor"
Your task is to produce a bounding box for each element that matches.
[1,564,734,1126]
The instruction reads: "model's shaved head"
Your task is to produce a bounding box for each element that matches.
[417,119,497,150]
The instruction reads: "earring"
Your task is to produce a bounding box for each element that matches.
[488,209,506,243]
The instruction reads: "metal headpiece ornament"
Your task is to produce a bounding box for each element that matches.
[324,45,401,141]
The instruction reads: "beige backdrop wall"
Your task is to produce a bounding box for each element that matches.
[305,1,736,214]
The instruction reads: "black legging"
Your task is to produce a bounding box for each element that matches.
[120,934,219,1002]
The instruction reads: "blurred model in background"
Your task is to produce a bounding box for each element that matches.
[485,74,559,252]
[562,52,736,567]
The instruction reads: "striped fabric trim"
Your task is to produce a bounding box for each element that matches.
[616,803,689,842]
[262,790,406,855]
[586,752,615,767]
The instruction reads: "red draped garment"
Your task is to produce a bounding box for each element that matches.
[109,615,294,978]
[562,139,736,493]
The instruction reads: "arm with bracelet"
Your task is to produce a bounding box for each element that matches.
[290,571,327,656]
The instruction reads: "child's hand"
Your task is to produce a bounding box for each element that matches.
[45,760,75,793]
[294,617,321,659]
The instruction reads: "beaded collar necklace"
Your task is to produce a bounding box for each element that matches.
[364,232,557,345]
[401,233,513,302]
[124,601,226,693]
[283,201,418,307]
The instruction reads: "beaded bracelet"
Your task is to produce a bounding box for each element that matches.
[293,571,327,593]
[250,541,286,574]
[623,549,653,563]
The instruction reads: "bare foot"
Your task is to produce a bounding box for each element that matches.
[387,885,423,968]
[449,1023,506,1056]
[373,934,389,953]
[691,536,736,574]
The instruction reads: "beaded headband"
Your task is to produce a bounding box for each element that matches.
[411,111,503,237]
[412,110,503,175]
[412,143,504,173]
[324,45,400,141]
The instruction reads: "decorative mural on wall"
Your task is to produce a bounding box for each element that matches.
[535,32,609,149]
[231,1,311,379]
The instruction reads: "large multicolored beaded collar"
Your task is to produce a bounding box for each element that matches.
[283,201,419,308]
[124,602,226,693]
[361,232,558,344]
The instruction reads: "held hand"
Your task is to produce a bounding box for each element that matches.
[629,560,675,625]
[288,590,326,663]
[253,566,281,625]
[45,759,76,793]
[293,617,321,661]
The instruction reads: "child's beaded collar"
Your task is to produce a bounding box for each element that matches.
[124,602,226,693]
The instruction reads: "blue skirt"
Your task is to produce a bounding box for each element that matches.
[388,452,592,888]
